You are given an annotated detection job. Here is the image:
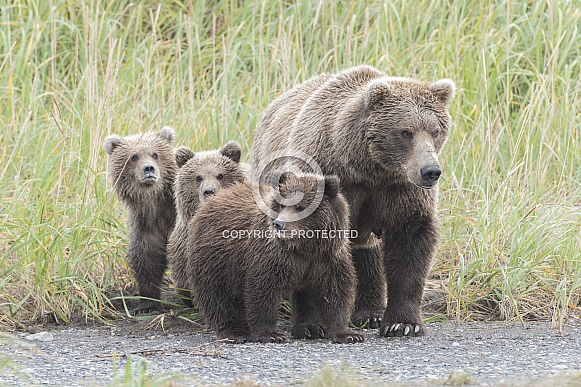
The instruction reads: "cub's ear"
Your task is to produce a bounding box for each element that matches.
[365,80,392,109]
[323,175,340,198]
[219,141,242,163]
[429,79,456,105]
[174,146,195,168]
[103,135,123,155]
[159,126,175,143]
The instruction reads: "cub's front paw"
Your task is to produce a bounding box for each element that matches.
[291,324,326,339]
[380,322,426,337]
[251,331,288,343]
[351,314,382,329]
[132,301,163,316]
[332,330,365,344]
[217,328,250,344]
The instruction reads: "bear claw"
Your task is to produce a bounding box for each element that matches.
[292,324,326,340]
[253,333,288,343]
[380,323,425,337]
[351,315,382,329]
[333,332,365,344]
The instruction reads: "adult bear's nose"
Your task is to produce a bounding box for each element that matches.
[273,219,285,232]
[420,165,441,182]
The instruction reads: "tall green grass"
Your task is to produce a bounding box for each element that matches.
[1,0,580,328]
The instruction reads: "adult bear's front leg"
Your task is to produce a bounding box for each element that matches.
[351,246,387,329]
[380,215,438,337]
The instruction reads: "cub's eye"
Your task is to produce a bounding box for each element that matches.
[217,174,224,180]
[432,131,439,138]
[130,155,138,162]
[152,153,158,160]
[401,130,413,138]
[195,176,203,182]
[296,205,305,212]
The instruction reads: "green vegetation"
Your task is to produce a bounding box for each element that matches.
[1,0,579,328]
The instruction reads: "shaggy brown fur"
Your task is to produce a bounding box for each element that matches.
[186,173,363,344]
[251,65,456,337]
[104,126,180,314]
[168,142,246,305]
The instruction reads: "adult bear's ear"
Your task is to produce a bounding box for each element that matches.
[429,79,456,105]
[103,135,123,155]
[174,146,195,168]
[219,141,242,163]
[365,80,392,109]
[323,175,340,198]
[159,126,175,143]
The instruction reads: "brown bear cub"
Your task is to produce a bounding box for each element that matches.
[252,65,456,336]
[186,173,364,344]
[168,142,247,305]
[104,126,181,314]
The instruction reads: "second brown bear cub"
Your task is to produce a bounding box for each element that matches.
[168,142,247,305]
[186,172,364,344]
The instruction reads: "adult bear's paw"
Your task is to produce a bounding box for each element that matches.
[380,322,426,337]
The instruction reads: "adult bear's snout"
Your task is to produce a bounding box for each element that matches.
[420,165,441,183]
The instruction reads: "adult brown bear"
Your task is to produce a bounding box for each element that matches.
[251,65,455,337]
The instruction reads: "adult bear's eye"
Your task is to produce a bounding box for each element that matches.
[217,174,224,180]
[432,131,439,138]
[296,205,305,212]
[152,153,158,160]
[131,155,138,162]
[401,130,412,138]
[196,176,203,182]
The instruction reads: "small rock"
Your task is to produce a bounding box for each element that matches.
[25,332,54,342]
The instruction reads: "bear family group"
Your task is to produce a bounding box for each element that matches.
[103,65,455,344]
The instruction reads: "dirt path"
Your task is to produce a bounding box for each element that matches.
[1,315,580,386]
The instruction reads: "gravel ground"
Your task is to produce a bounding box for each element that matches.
[1,316,580,386]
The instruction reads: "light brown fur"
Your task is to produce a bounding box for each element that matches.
[104,126,179,314]
[252,65,455,336]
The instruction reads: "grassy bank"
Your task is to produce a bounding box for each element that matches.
[1,0,580,328]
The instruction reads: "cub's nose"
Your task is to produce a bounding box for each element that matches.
[203,187,216,197]
[143,164,156,175]
[420,165,442,183]
[273,219,285,232]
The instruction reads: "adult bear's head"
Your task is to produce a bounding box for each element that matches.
[363,77,455,189]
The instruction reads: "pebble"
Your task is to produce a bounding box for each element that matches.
[24,332,54,342]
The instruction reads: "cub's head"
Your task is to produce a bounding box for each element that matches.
[268,172,349,251]
[103,126,177,201]
[175,141,246,219]
[362,77,455,188]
